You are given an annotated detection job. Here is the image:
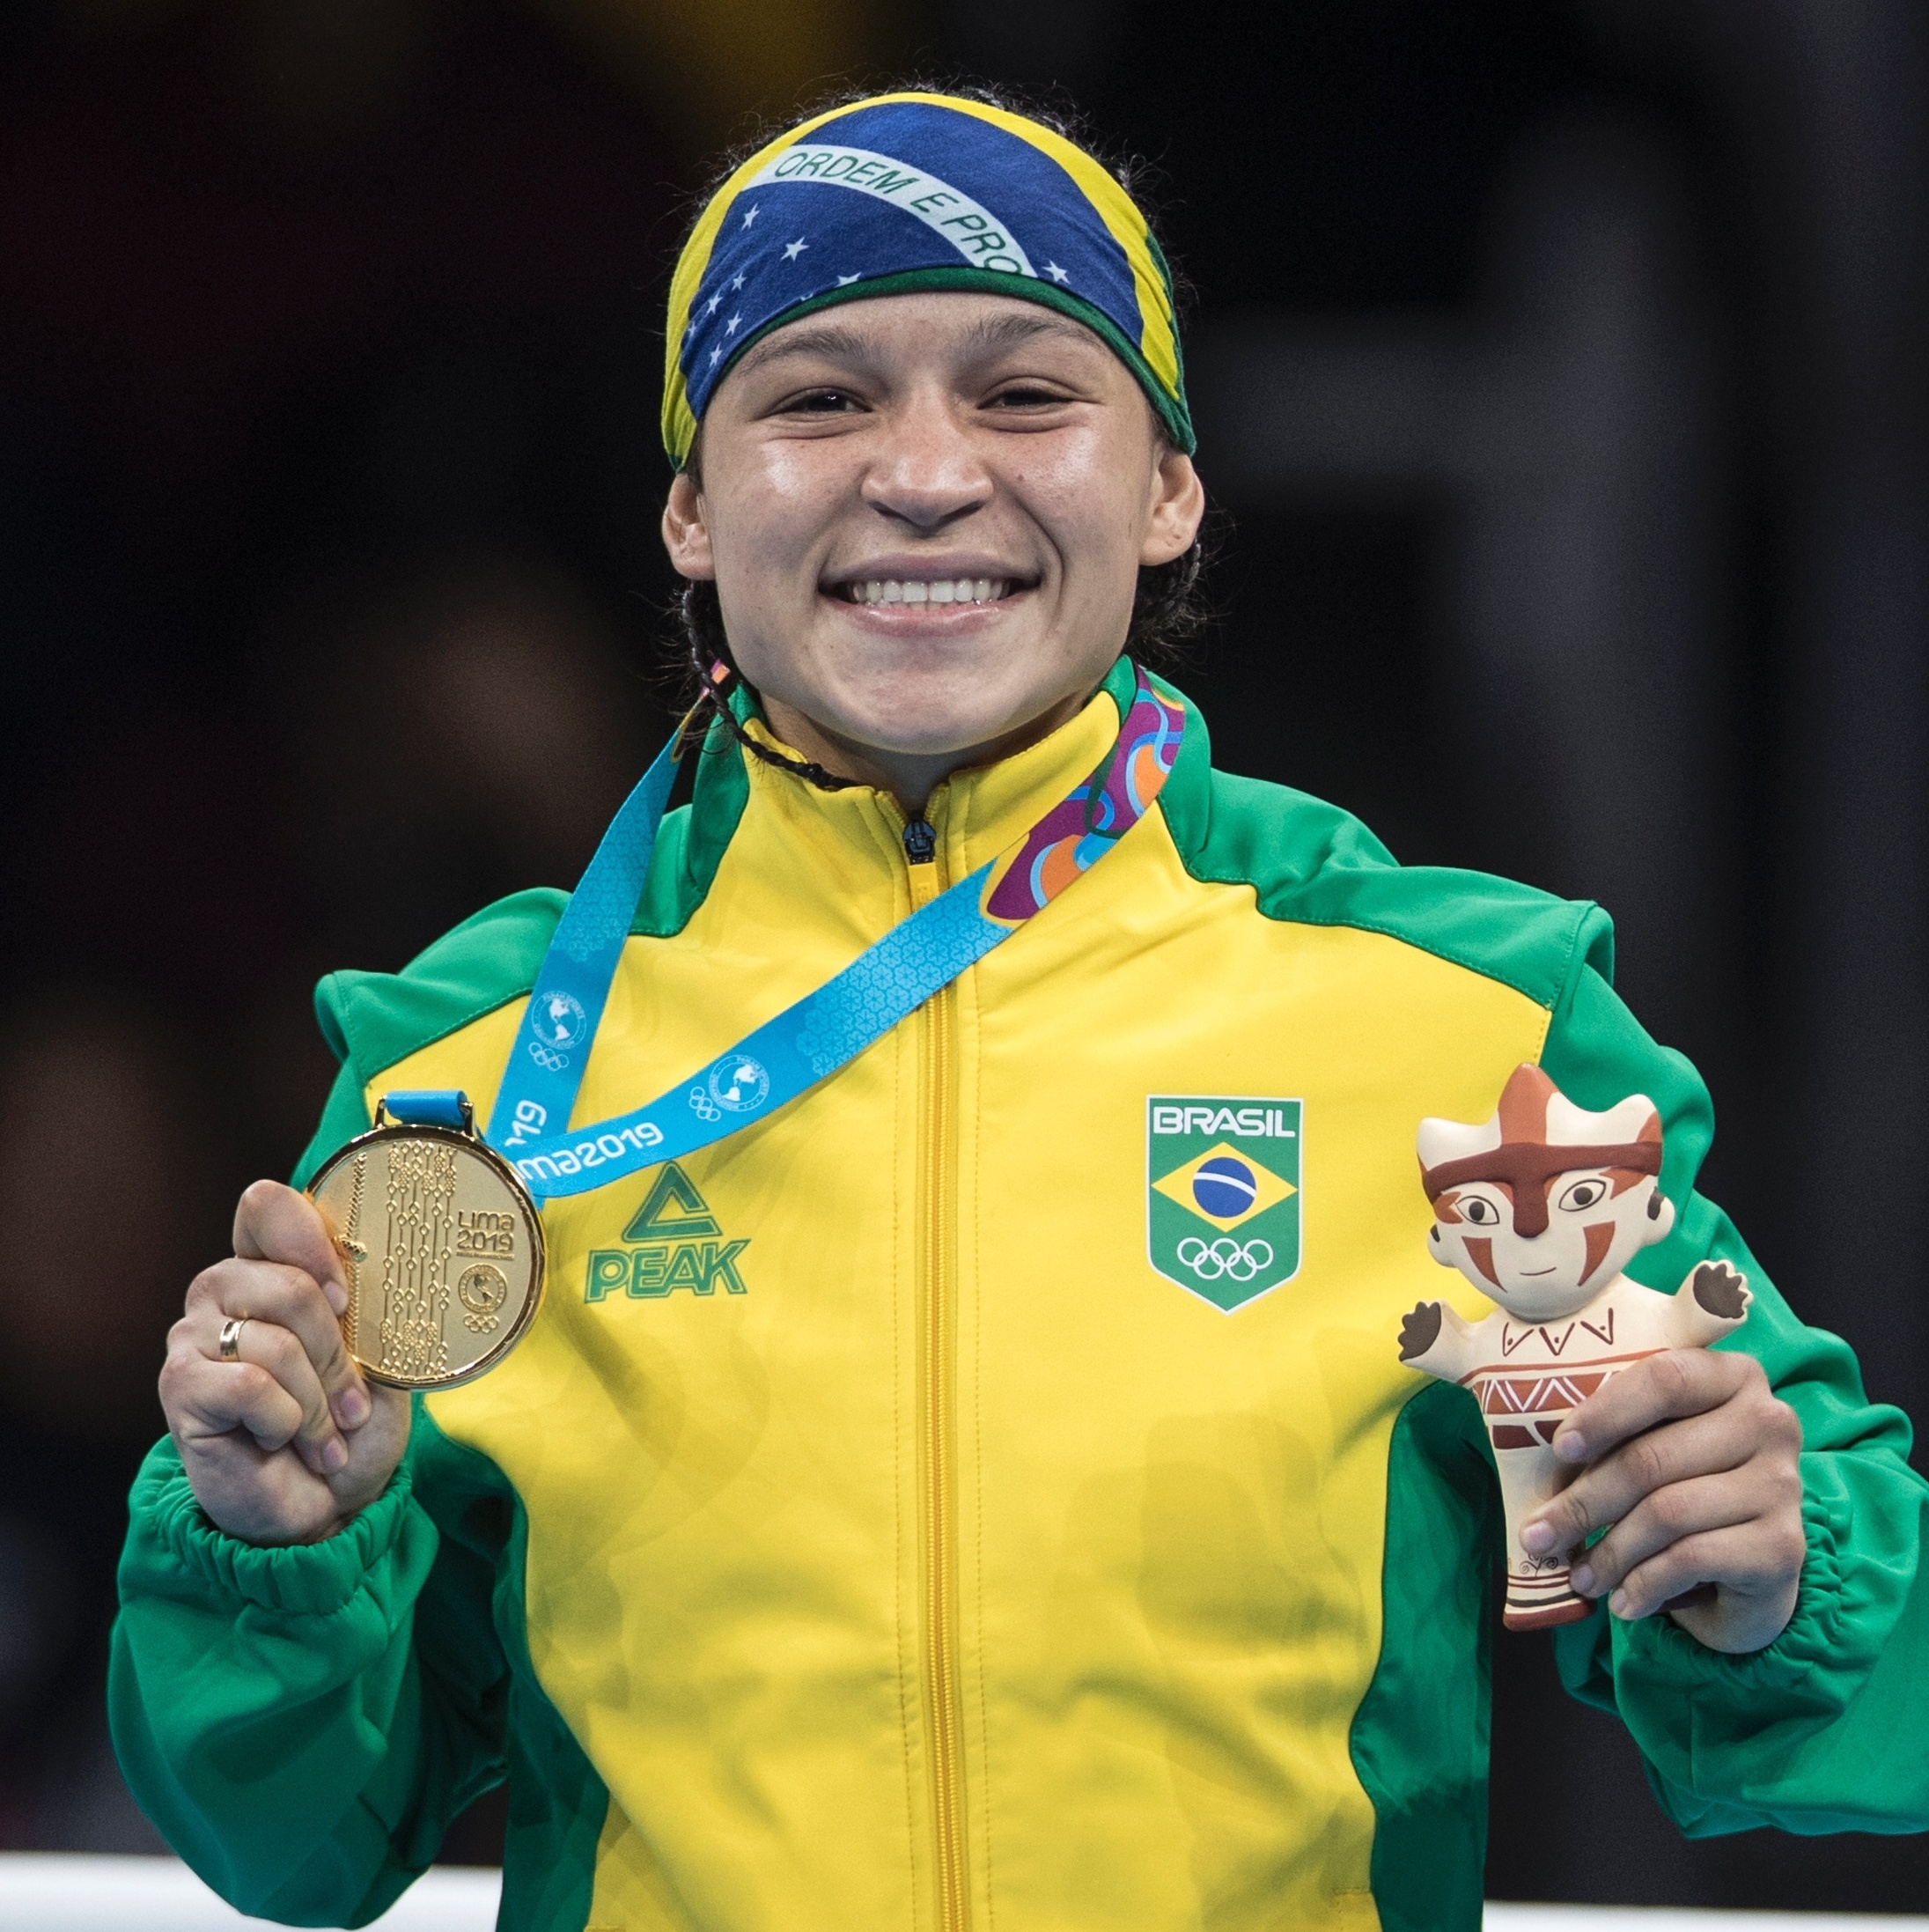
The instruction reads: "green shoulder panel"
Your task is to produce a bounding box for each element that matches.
[313,884,566,1100]
[294,716,753,1187]
[293,1058,379,1191]
[1149,675,1599,1012]
[1540,952,1709,1264]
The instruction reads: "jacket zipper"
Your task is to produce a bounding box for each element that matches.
[902,813,969,1932]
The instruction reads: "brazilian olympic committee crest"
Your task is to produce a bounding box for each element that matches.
[1147,1096,1302,1311]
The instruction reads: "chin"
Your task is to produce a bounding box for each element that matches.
[1490,1280,1595,1323]
[833,673,1039,759]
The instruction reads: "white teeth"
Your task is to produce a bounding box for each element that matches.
[845,578,1012,606]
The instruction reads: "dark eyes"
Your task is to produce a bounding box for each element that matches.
[769,381,1078,419]
[778,388,864,415]
[1557,1179,1609,1212]
[1460,1197,1501,1226]
[985,383,1071,409]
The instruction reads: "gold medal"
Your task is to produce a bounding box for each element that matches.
[306,1096,545,1390]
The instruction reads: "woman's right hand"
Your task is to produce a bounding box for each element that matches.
[159,1179,409,1545]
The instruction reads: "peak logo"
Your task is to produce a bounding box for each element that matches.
[585,1162,750,1302]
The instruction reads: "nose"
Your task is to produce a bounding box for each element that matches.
[859,386,992,535]
[1512,1185,1550,1240]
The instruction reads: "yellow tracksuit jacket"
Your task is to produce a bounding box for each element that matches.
[112,661,1929,1931]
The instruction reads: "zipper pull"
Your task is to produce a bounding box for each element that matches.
[902,817,937,866]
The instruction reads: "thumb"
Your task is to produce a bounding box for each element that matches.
[234,1179,349,1314]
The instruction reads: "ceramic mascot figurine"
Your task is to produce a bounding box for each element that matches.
[1398,1063,1750,1630]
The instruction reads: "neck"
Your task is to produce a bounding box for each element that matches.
[758,689,1094,815]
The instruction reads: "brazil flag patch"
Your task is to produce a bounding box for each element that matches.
[1147,1096,1301,1311]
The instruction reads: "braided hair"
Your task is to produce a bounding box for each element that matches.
[675,579,862,791]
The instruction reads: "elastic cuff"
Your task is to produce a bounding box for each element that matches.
[1613,1488,1847,1699]
[137,1450,416,1618]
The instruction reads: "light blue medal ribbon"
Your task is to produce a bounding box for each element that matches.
[484,725,683,1169]
[387,669,1186,1201]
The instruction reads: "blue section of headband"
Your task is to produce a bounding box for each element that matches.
[679,100,1144,423]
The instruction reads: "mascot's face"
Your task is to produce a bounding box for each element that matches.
[1419,1064,1676,1322]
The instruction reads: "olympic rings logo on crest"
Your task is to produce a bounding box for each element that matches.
[1176,1236,1275,1282]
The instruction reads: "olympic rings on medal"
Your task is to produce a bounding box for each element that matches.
[1175,1236,1275,1282]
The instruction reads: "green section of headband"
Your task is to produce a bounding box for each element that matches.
[1144,231,1189,417]
[672,267,1196,472]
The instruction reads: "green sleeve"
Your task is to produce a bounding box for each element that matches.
[1542,925,1929,1834]
[109,994,510,1923]
[108,1424,508,1926]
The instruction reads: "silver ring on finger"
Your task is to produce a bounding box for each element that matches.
[218,1316,249,1363]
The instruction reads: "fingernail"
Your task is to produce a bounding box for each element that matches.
[1609,1588,1631,1619]
[322,1278,349,1316]
[322,1437,349,1473]
[1572,1562,1596,1596]
[1555,1430,1588,1463]
[337,1384,371,1428]
[1520,1521,1555,1555]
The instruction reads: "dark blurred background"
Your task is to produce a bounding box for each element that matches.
[2,0,1925,1910]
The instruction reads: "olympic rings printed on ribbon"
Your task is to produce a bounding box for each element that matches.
[526,1043,571,1072]
[1175,1236,1275,1282]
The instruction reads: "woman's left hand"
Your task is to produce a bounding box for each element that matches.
[1520,1348,1806,1654]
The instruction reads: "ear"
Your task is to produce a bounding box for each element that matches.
[1140,448,1205,568]
[1642,1184,1676,1245]
[661,471,716,582]
[1427,1223,1458,1269]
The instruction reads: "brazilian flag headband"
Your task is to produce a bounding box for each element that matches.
[662,91,1193,468]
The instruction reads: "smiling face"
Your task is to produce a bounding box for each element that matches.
[1418,1063,1676,1323]
[1428,1168,1674,1321]
[660,291,1204,800]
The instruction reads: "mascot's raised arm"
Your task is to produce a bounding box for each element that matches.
[1399,1062,1751,1630]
